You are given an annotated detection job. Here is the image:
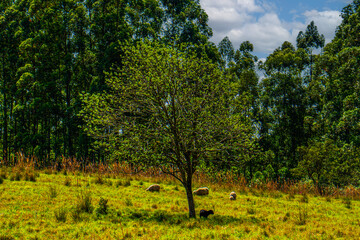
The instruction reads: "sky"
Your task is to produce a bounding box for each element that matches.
[200,0,352,59]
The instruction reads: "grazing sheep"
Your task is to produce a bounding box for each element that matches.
[146,184,160,192]
[200,209,214,218]
[230,191,236,200]
[193,187,209,196]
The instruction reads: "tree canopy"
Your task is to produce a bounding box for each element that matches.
[80,41,255,217]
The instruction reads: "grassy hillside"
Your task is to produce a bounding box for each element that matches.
[0,167,359,240]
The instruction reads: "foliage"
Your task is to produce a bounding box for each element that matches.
[264,164,275,180]
[294,140,360,194]
[296,21,325,52]
[218,36,234,68]
[258,41,308,171]
[314,1,360,148]
[287,0,360,190]
[0,0,213,163]
[81,41,254,217]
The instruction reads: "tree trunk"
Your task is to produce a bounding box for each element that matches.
[310,53,313,82]
[2,53,8,164]
[3,84,8,164]
[184,180,196,218]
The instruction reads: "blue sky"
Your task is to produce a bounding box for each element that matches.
[200,0,351,58]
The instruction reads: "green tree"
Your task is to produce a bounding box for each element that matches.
[15,0,80,161]
[292,0,360,188]
[13,0,95,162]
[161,0,212,45]
[259,42,308,171]
[80,41,253,218]
[87,0,130,93]
[218,36,234,69]
[294,140,360,194]
[125,0,163,40]
[233,41,258,95]
[314,0,360,146]
[0,1,23,162]
[296,21,325,82]
[0,0,220,164]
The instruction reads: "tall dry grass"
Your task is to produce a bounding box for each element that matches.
[3,152,360,200]
[9,152,37,181]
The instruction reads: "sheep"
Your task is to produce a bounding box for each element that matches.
[146,184,160,192]
[229,191,236,200]
[200,209,214,218]
[193,187,209,196]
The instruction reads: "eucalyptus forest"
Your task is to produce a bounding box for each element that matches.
[1,0,360,196]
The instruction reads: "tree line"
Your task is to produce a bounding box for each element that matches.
[1,0,360,191]
[0,0,215,163]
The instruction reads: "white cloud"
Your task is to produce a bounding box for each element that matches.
[227,13,291,52]
[303,10,342,43]
[200,0,343,57]
[202,0,262,35]
[205,7,253,34]
[202,0,263,12]
[236,0,264,12]
[201,0,282,54]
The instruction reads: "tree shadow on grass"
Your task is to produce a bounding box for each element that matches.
[127,209,186,225]
[207,214,263,226]
[125,209,263,227]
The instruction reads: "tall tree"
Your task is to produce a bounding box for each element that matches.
[13,0,95,162]
[80,41,253,218]
[259,42,308,171]
[233,41,258,95]
[125,0,163,40]
[0,0,220,164]
[314,0,360,145]
[0,1,31,162]
[161,0,212,45]
[296,21,325,82]
[218,36,234,69]
[87,0,130,93]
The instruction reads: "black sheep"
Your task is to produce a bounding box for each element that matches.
[199,209,214,218]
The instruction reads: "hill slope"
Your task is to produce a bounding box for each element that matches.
[0,169,359,239]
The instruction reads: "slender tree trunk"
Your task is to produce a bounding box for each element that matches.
[66,74,72,156]
[184,177,196,218]
[64,22,73,157]
[310,53,313,82]
[2,81,8,164]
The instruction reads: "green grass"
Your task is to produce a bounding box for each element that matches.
[0,168,360,239]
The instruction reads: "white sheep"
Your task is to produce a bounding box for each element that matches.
[193,187,209,196]
[229,191,236,200]
[146,184,160,192]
